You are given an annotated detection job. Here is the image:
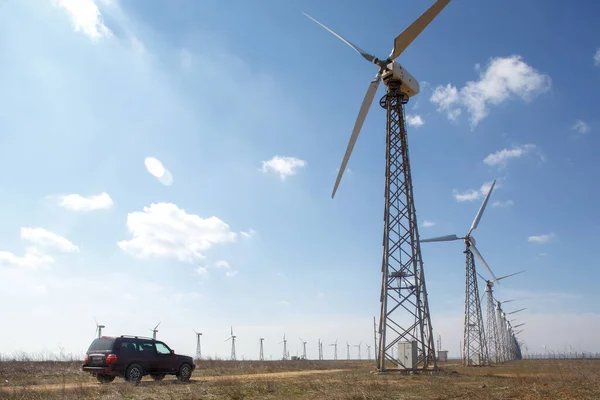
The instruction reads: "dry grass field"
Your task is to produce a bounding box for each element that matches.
[1,358,599,399]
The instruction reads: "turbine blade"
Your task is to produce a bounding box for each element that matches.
[420,234,461,243]
[507,307,527,314]
[469,240,497,281]
[495,270,525,282]
[155,322,161,329]
[332,73,381,198]
[468,179,496,236]
[302,12,378,64]
[389,0,452,60]
[476,270,488,283]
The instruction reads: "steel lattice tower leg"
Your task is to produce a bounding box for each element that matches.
[485,286,499,363]
[463,246,489,366]
[376,79,436,372]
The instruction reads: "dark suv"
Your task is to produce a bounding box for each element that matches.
[82,335,195,383]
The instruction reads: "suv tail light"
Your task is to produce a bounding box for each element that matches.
[84,355,89,364]
[106,354,118,363]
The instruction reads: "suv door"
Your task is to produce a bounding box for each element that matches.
[136,339,158,373]
[154,341,178,373]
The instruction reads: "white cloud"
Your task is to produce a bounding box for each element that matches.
[483,144,536,168]
[225,270,238,278]
[422,220,436,228]
[527,233,555,244]
[20,228,79,253]
[196,266,209,276]
[430,55,551,127]
[198,260,239,278]
[58,192,113,211]
[594,48,600,67]
[317,292,325,298]
[52,0,112,40]
[492,200,514,208]
[453,180,498,202]
[241,229,257,239]
[117,202,237,262]
[0,249,54,270]
[144,157,173,186]
[260,156,306,180]
[406,114,424,128]
[278,300,290,306]
[538,252,548,257]
[1,228,78,270]
[215,260,231,269]
[571,120,590,135]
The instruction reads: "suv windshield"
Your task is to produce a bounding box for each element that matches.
[87,337,115,352]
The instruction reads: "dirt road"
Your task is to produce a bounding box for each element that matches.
[1,368,349,393]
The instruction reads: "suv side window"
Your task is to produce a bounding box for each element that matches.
[137,340,156,355]
[120,339,138,353]
[155,342,171,355]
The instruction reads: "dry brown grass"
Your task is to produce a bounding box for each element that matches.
[1,359,599,399]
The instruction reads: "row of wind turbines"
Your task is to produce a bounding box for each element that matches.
[422,179,527,366]
[214,327,375,362]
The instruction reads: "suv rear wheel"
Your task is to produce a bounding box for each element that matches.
[125,363,143,383]
[177,363,192,382]
[96,374,115,384]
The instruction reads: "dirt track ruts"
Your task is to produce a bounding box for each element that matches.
[1,368,349,392]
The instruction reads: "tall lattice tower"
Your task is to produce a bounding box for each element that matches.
[303,0,452,371]
[194,330,202,360]
[463,243,489,366]
[259,338,264,361]
[480,271,523,363]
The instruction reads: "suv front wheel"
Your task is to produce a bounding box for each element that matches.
[126,363,143,383]
[177,363,192,382]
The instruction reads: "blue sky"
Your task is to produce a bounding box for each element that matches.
[0,0,599,361]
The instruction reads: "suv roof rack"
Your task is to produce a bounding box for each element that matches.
[120,335,155,340]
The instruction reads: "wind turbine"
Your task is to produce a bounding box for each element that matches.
[421,179,497,366]
[302,0,452,372]
[225,326,237,360]
[329,339,338,360]
[366,344,372,360]
[150,322,160,340]
[93,317,105,338]
[346,341,350,360]
[354,342,362,360]
[194,330,202,360]
[318,339,323,360]
[478,270,525,363]
[259,338,265,361]
[299,338,307,360]
[279,334,288,360]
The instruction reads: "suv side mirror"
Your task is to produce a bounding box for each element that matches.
[171,349,175,354]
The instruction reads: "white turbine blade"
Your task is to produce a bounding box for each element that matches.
[332,73,381,198]
[469,240,497,281]
[420,234,461,243]
[155,321,161,330]
[468,179,496,236]
[388,0,451,60]
[302,12,378,64]
[495,270,525,282]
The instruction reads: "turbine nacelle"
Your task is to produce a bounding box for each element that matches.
[382,61,420,97]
